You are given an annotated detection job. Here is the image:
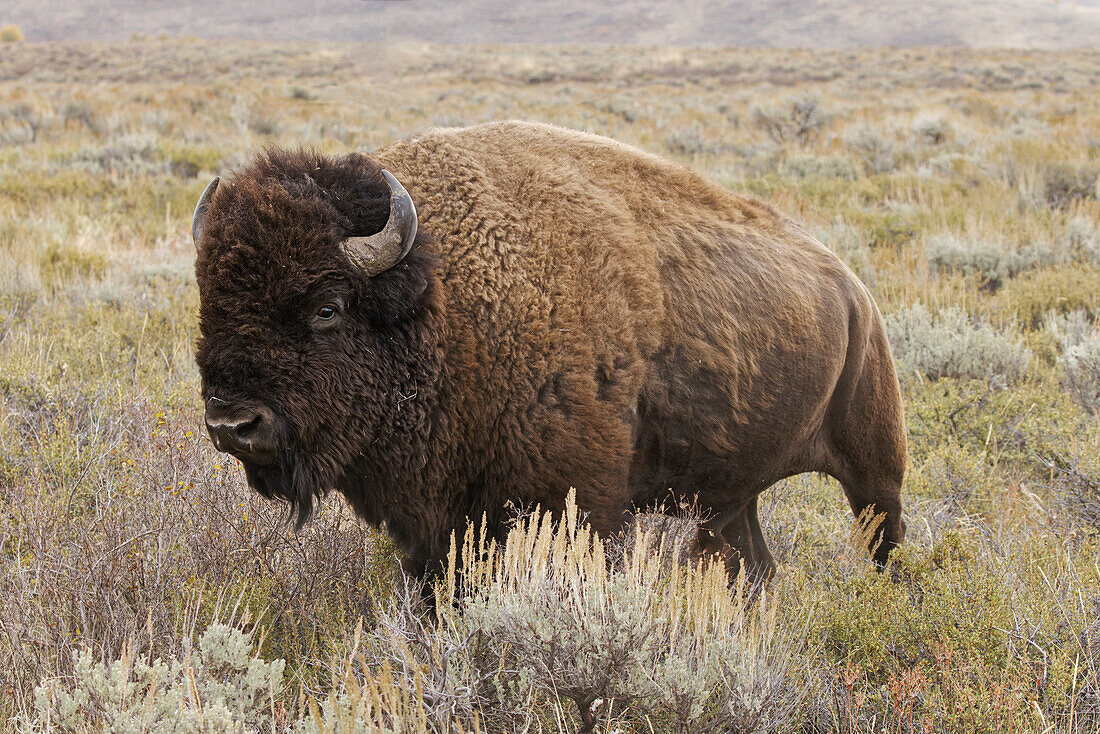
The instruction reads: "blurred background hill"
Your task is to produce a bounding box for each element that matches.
[5,0,1100,47]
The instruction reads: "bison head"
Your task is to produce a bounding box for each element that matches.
[191,149,440,526]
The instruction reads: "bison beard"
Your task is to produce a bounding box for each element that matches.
[191,121,908,585]
[241,452,324,529]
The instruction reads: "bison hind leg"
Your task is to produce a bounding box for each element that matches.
[823,317,907,568]
[830,460,906,567]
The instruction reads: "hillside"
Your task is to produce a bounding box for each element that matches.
[5,0,1100,47]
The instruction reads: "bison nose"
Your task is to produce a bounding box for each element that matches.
[205,398,278,464]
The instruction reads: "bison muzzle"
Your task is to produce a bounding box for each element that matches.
[191,121,907,581]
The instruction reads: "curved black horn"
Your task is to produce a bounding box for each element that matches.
[191,177,220,250]
[341,169,418,277]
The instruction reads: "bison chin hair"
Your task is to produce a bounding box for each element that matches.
[240,451,331,529]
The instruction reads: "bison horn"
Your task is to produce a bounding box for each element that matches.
[341,169,418,277]
[191,176,220,249]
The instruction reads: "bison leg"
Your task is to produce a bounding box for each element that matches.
[695,521,746,582]
[692,499,775,584]
[743,496,776,579]
[717,499,775,582]
[831,461,905,566]
[824,319,907,567]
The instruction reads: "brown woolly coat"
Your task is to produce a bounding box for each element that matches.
[195,121,906,578]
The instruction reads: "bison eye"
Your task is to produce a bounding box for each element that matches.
[312,303,343,329]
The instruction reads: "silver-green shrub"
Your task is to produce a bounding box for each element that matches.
[19,624,283,734]
[911,116,951,145]
[452,499,802,732]
[1063,214,1100,265]
[665,127,724,157]
[778,153,859,181]
[304,583,536,734]
[752,96,828,147]
[843,126,897,175]
[72,133,166,178]
[886,304,1031,385]
[925,234,1045,289]
[1050,309,1095,350]
[1052,310,1100,416]
[296,497,805,734]
[919,151,979,178]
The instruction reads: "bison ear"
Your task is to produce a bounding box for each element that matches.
[341,170,418,277]
[191,177,220,250]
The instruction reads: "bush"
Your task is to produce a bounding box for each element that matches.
[903,376,1087,481]
[804,528,1100,732]
[1063,214,1100,264]
[0,24,23,43]
[19,622,284,733]
[886,304,1031,385]
[72,134,166,178]
[844,126,898,175]
[1049,308,1095,350]
[164,142,223,179]
[37,242,107,282]
[0,400,391,715]
[813,217,876,283]
[858,206,922,248]
[305,494,806,733]
[778,153,859,181]
[812,532,1017,680]
[905,444,999,515]
[1043,162,1099,210]
[1037,432,1100,527]
[59,102,96,131]
[1057,316,1100,416]
[753,96,827,146]
[911,115,951,145]
[453,501,802,732]
[665,127,723,157]
[0,103,49,144]
[920,151,979,178]
[925,234,1042,291]
[231,95,280,137]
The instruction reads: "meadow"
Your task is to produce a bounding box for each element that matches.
[1,40,1099,732]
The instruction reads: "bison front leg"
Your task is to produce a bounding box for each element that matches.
[396,553,443,613]
[743,496,776,578]
[718,500,776,583]
[693,499,775,584]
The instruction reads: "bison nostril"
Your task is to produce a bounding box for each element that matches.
[204,401,277,462]
[236,414,263,436]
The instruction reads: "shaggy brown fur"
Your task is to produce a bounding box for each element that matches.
[194,120,906,580]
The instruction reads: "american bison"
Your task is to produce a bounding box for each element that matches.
[191,120,906,581]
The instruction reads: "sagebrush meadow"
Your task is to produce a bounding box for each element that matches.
[1,40,1099,732]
